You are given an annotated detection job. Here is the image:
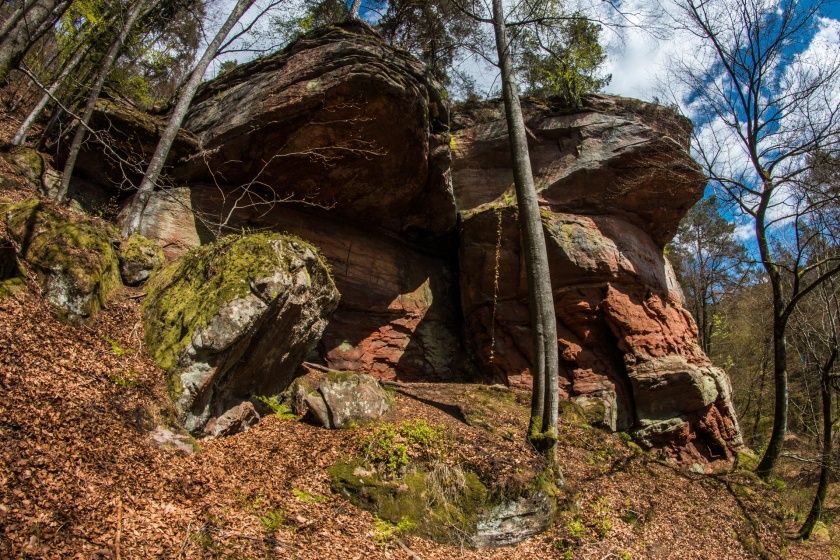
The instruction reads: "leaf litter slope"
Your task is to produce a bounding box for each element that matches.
[0,192,834,560]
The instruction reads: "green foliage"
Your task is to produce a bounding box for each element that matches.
[258,510,285,532]
[104,336,128,357]
[567,517,586,539]
[255,395,297,420]
[520,16,611,106]
[329,460,491,543]
[109,370,140,389]
[363,421,445,475]
[291,488,326,504]
[372,516,416,544]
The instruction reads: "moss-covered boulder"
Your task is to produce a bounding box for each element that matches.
[117,233,164,286]
[329,420,556,547]
[142,233,340,436]
[3,199,120,320]
[1,147,60,197]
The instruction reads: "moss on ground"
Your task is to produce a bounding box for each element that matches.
[142,232,335,383]
[0,277,25,299]
[330,459,490,544]
[3,199,121,318]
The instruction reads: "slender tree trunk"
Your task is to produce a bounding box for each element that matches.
[799,349,837,539]
[56,0,152,202]
[349,0,362,19]
[0,0,71,83]
[121,0,255,236]
[756,188,789,478]
[13,40,91,145]
[490,0,559,458]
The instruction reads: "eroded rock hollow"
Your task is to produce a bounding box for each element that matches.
[71,22,742,461]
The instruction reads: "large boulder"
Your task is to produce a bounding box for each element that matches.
[142,233,340,436]
[452,95,700,245]
[455,97,743,464]
[179,21,455,238]
[3,199,120,321]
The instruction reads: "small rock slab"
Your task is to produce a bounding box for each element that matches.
[290,370,390,429]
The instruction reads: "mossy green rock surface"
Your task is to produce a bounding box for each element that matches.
[142,233,339,436]
[117,233,164,285]
[4,199,120,320]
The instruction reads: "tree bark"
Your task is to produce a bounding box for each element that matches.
[0,0,71,83]
[490,0,559,458]
[799,349,837,539]
[55,0,152,202]
[13,39,91,145]
[349,0,362,19]
[755,187,790,478]
[121,0,256,236]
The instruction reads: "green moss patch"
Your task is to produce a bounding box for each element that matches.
[142,232,335,382]
[4,199,120,319]
[330,459,490,544]
[0,277,25,299]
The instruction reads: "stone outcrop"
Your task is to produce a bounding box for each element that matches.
[142,233,339,436]
[3,199,120,321]
[65,23,742,462]
[180,22,454,238]
[455,96,742,463]
[287,369,390,429]
[95,22,467,383]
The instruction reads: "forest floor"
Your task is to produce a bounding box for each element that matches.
[0,137,839,559]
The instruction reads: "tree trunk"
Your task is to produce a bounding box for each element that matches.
[121,0,256,237]
[0,0,71,83]
[0,0,40,43]
[13,39,91,145]
[55,0,152,202]
[755,188,789,478]
[490,0,559,458]
[799,349,837,539]
[349,0,362,19]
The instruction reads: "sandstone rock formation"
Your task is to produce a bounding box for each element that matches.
[111,22,466,383]
[455,96,742,464]
[3,199,120,321]
[66,23,742,462]
[142,233,339,436]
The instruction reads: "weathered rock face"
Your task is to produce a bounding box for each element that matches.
[3,199,120,321]
[65,23,742,462]
[287,369,390,429]
[455,96,743,463]
[131,186,467,382]
[142,233,340,436]
[180,22,454,238]
[103,22,466,383]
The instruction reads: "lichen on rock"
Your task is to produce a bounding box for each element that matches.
[142,232,340,436]
[3,199,121,321]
